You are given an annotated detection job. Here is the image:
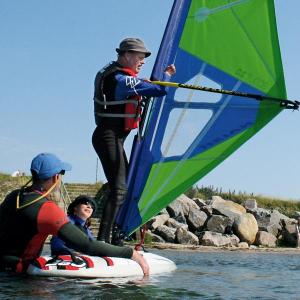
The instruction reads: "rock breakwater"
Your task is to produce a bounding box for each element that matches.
[145,194,299,248]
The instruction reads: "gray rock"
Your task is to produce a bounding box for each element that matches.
[251,207,271,218]
[167,200,184,218]
[238,242,249,249]
[255,231,277,247]
[166,218,189,230]
[168,194,199,217]
[187,207,207,231]
[292,211,300,219]
[252,208,287,237]
[174,211,187,224]
[281,218,298,246]
[176,227,199,245]
[193,198,207,208]
[158,208,169,215]
[180,194,199,214]
[154,225,176,243]
[148,214,170,230]
[244,199,257,210]
[206,215,232,233]
[198,231,240,247]
[147,231,166,243]
[211,195,224,202]
[201,205,213,216]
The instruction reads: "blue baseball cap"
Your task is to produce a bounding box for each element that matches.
[30,153,72,180]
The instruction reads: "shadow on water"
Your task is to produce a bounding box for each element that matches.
[1,249,300,299]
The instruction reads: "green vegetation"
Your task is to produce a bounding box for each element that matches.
[0,172,31,182]
[0,173,32,202]
[1,172,299,217]
[186,185,300,217]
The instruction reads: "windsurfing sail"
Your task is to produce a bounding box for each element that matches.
[116,0,288,235]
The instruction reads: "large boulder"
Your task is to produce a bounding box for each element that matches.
[280,219,298,246]
[293,211,300,219]
[198,231,239,247]
[238,242,249,249]
[158,208,169,215]
[201,205,214,216]
[176,227,199,245]
[148,214,170,230]
[206,215,232,234]
[255,231,277,247]
[187,207,208,231]
[179,194,199,215]
[167,194,199,217]
[210,197,246,221]
[244,199,257,210]
[193,198,207,208]
[154,225,176,243]
[210,195,224,202]
[166,218,189,230]
[234,213,258,244]
[249,207,270,217]
[251,208,287,237]
[174,211,187,224]
[146,231,166,243]
[167,200,184,218]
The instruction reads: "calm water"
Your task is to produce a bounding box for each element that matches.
[1,249,300,300]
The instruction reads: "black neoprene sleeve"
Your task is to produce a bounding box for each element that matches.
[57,222,133,258]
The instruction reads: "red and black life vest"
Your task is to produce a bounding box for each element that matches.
[93,61,142,131]
[0,189,68,272]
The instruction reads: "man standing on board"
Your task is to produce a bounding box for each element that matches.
[92,38,176,245]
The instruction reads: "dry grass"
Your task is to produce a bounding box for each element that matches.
[187,185,300,217]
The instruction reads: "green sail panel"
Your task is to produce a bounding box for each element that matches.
[180,0,286,98]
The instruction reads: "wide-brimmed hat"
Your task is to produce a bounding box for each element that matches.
[116,38,151,57]
[67,195,97,215]
[31,153,72,180]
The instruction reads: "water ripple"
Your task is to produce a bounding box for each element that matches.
[1,250,300,299]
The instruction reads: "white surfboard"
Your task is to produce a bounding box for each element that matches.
[27,252,176,278]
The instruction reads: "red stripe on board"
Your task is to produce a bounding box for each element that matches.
[102,257,114,266]
[79,255,94,268]
[34,257,49,270]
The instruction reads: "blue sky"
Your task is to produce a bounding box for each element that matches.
[0,1,299,200]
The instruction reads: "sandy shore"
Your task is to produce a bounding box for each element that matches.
[44,240,300,254]
[141,242,300,254]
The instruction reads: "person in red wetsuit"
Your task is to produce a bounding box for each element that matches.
[0,153,149,275]
[93,38,176,245]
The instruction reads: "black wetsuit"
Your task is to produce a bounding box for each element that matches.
[93,61,169,243]
[0,188,132,273]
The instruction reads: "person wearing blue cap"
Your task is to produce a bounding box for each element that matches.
[93,38,176,245]
[0,153,149,275]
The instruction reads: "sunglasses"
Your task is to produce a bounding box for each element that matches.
[79,201,94,209]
